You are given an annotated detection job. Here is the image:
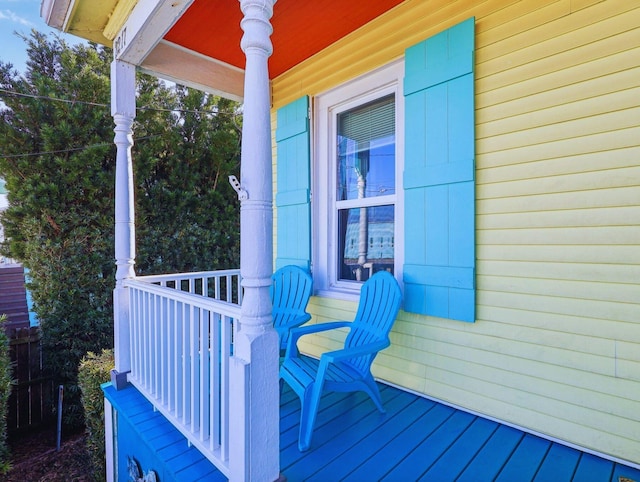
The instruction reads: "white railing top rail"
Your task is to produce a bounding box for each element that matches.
[123,277,241,317]
[130,269,243,305]
[134,269,241,284]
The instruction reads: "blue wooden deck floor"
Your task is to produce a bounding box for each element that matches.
[280,383,640,481]
[108,382,640,481]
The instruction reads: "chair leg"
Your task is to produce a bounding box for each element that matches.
[298,381,324,452]
[362,375,385,413]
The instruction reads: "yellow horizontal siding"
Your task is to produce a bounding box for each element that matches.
[478,47,640,112]
[478,206,640,229]
[479,274,639,305]
[477,3,638,82]
[476,305,639,347]
[480,243,640,264]
[479,107,639,154]
[271,0,640,464]
[479,85,640,141]
[477,65,640,126]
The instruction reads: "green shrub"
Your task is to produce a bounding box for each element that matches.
[0,315,12,474]
[78,349,114,481]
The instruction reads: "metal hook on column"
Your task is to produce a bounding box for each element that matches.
[229,175,249,200]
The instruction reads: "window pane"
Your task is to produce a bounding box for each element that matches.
[338,205,394,282]
[337,95,395,201]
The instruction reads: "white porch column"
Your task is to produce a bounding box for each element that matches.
[111,60,136,388]
[229,0,280,481]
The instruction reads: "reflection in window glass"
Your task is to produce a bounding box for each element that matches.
[335,94,395,282]
[337,95,395,202]
[338,205,394,282]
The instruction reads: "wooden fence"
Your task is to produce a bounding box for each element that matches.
[6,327,54,433]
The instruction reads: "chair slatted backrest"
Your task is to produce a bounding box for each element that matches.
[271,265,313,347]
[345,271,402,373]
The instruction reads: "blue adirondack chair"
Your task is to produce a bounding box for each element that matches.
[280,270,402,451]
[271,265,313,354]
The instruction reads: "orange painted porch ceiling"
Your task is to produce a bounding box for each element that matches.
[165,0,404,78]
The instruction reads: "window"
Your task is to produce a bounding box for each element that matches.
[276,18,475,320]
[314,61,404,297]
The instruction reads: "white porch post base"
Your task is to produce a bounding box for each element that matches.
[229,329,280,481]
[111,277,131,389]
[229,0,280,481]
[111,59,137,381]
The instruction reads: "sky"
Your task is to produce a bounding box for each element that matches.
[0,0,79,73]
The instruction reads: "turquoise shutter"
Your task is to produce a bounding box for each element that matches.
[275,96,311,270]
[403,18,476,322]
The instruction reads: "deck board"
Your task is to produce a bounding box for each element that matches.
[380,410,478,481]
[572,453,615,482]
[303,391,428,481]
[421,417,500,481]
[283,387,403,479]
[534,443,582,481]
[457,424,524,481]
[105,382,640,481]
[343,402,455,481]
[495,434,552,481]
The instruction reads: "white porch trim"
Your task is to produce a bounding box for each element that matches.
[139,40,245,102]
[228,1,280,481]
[107,1,281,479]
[113,0,194,64]
[111,59,136,380]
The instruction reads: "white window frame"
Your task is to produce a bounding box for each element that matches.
[313,60,404,299]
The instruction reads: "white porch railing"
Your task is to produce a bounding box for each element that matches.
[123,269,242,477]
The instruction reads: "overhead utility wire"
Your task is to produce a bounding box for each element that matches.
[0,88,106,107]
[0,135,162,160]
[0,88,241,118]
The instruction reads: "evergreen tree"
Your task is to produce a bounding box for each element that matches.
[0,32,240,427]
[134,80,241,274]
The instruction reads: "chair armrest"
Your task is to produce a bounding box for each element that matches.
[275,313,311,333]
[321,340,390,364]
[284,321,352,360]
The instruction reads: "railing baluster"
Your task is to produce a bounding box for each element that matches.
[173,300,182,416]
[129,289,137,378]
[166,298,173,412]
[221,314,231,460]
[161,295,168,404]
[149,292,154,394]
[190,303,198,434]
[200,307,209,442]
[210,311,219,452]
[152,293,158,396]
[182,303,191,426]
[143,291,150,389]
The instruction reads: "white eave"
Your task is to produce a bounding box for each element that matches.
[40,0,73,29]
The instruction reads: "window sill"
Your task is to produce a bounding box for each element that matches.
[314,288,361,303]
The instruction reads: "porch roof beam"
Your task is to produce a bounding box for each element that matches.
[113,0,194,64]
[140,41,245,102]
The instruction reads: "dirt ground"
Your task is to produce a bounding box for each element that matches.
[2,426,94,482]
